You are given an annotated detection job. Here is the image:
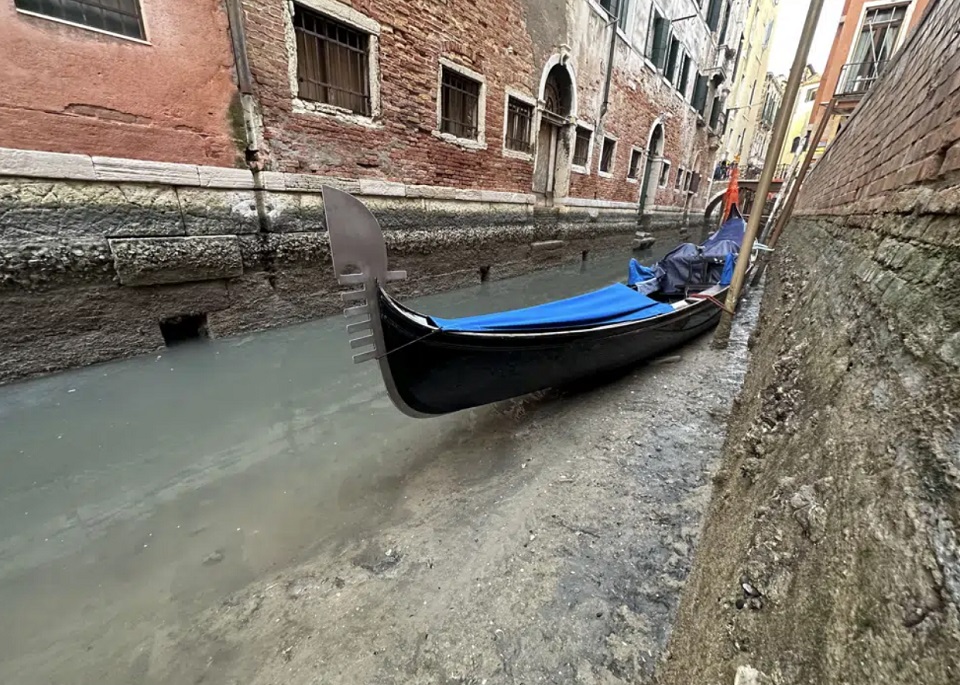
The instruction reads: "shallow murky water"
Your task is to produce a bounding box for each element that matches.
[0,243,690,684]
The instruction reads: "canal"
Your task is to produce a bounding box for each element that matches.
[0,241,704,685]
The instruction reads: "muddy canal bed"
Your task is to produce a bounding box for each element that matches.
[0,248,759,685]
[149,300,759,685]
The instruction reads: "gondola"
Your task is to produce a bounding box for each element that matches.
[322,186,751,417]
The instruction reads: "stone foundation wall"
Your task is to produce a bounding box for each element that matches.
[0,148,695,384]
[658,2,960,683]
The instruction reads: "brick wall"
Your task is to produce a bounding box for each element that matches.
[659,1,960,683]
[241,0,716,207]
[0,0,239,166]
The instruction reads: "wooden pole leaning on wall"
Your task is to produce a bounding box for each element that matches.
[750,98,836,287]
[712,0,827,348]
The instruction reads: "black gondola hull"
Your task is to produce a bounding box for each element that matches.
[379,290,726,415]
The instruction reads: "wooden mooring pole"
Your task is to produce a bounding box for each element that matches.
[712,0,827,348]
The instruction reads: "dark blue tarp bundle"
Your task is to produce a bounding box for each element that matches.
[431,284,674,332]
[656,209,746,295]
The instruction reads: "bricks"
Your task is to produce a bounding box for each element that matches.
[800,0,960,213]
[240,0,714,209]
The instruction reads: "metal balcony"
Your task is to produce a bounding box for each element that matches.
[835,60,888,97]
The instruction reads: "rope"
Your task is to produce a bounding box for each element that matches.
[375,327,443,360]
[689,292,735,315]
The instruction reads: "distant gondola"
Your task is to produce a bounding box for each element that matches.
[322,186,751,417]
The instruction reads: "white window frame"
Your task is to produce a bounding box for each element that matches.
[15,0,151,45]
[658,159,672,188]
[501,89,537,161]
[598,134,618,178]
[571,121,595,175]
[626,146,644,183]
[434,57,487,150]
[285,0,383,127]
[844,1,917,66]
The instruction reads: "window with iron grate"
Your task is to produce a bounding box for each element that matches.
[573,127,592,167]
[15,0,145,40]
[441,67,481,140]
[294,5,372,115]
[504,97,534,153]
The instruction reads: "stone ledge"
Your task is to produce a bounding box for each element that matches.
[109,236,242,286]
[559,197,640,211]
[92,156,201,186]
[0,148,97,180]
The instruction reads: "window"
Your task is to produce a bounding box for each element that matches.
[690,172,701,194]
[646,9,669,70]
[573,126,592,167]
[665,37,680,83]
[440,66,482,140]
[790,136,802,154]
[683,170,693,192]
[598,0,630,29]
[692,72,708,115]
[706,0,723,31]
[658,161,671,188]
[504,97,534,153]
[805,88,817,102]
[628,149,643,179]
[709,95,724,129]
[674,167,685,190]
[294,5,371,115]
[15,0,145,40]
[599,137,616,174]
[678,54,692,96]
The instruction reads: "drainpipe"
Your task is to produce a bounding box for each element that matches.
[598,0,620,127]
[224,0,264,170]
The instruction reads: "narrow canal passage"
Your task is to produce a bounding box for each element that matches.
[0,239,714,685]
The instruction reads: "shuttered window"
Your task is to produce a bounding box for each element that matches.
[294,5,371,116]
[15,0,145,40]
[646,10,669,70]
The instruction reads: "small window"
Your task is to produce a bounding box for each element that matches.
[690,172,702,194]
[628,149,643,179]
[598,0,629,30]
[15,0,145,40]
[573,126,591,167]
[441,66,482,140]
[805,88,817,102]
[294,5,371,115]
[674,167,685,190]
[504,97,534,153]
[646,10,669,70]
[677,54,692,96]
[790,136,802,154]
[599,137,616,174]
[683,170,693,192]
[665,37,680,82]
[658,161,671,188]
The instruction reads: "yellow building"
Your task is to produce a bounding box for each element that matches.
[777,66,820,174]
[720,0,780,172]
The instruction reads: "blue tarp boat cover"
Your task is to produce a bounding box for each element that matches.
[431,284,675,332]
[656,210,746,295]
[627,259,657,286]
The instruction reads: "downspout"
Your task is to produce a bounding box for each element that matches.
[224,0,264,172]
[598,0,620,126]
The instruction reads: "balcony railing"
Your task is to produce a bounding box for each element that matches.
[836,60,888,97]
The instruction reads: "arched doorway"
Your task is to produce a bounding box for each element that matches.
[533,59,576,203]
[640,122,665,213]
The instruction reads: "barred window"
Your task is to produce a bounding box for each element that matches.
[628,149,642,179]
[294,5,371,115]
[573,127,591,167]
[658,160,671,188]
[15,0,145,40]
[441,67,481,140]
[505,97,534,153]
[599,137,616,174]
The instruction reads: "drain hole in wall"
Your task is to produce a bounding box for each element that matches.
[480,266,490,282]
[160,314,209,346]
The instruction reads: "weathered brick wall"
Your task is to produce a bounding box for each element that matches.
[659,1,960,683]
[0,0,240,166]
[241,0,714,207]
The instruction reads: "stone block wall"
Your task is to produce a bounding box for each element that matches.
[659,1,960,683]
[0,148,687,384]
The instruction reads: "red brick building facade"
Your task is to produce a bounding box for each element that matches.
[236,0,734,214]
